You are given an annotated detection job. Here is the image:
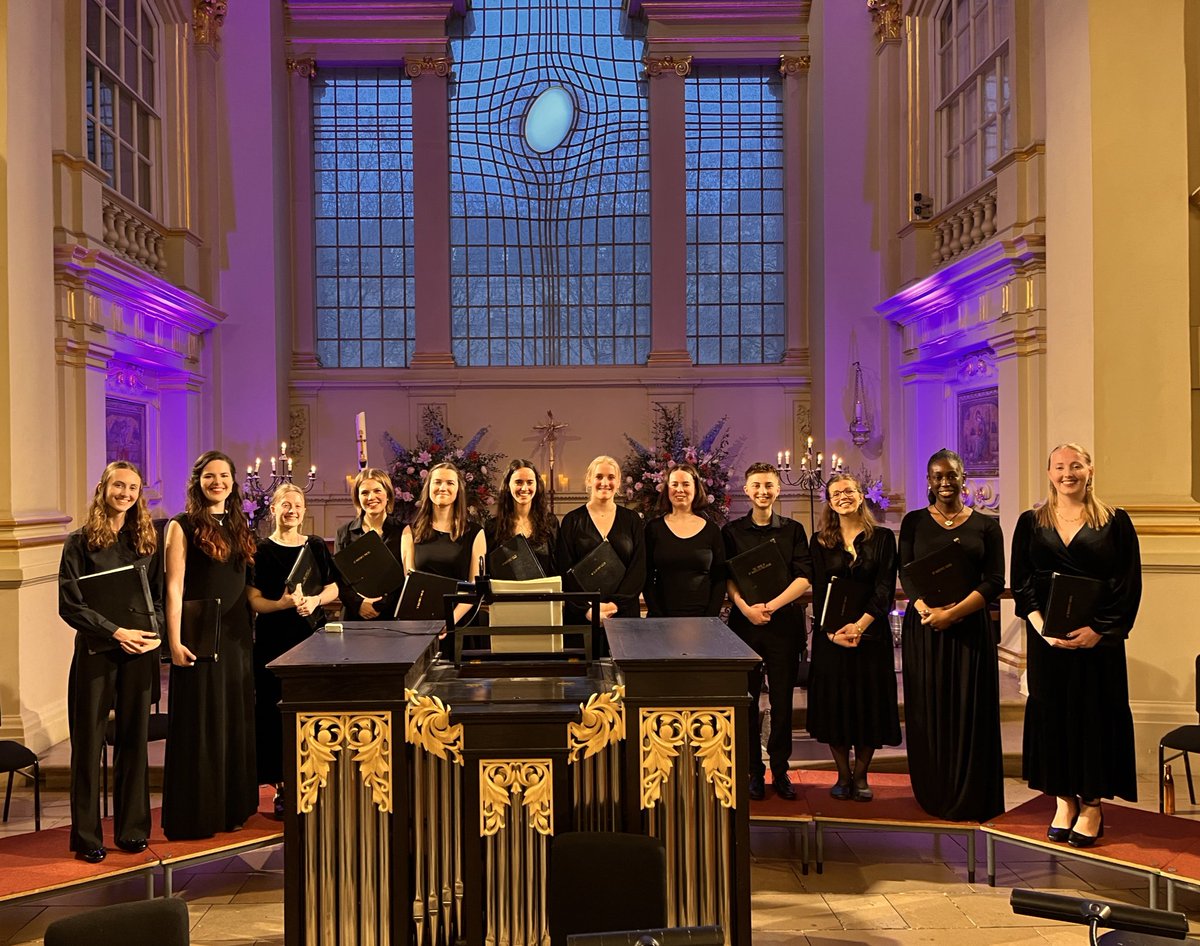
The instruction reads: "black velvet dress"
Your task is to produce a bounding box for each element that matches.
[1011,507,1142,801]
[899,510,1005,822]
[484,517,560,578]
[162,516,258,840]
[806,527,900,749]
[643,517,725,617]
[335,515,405,621]
[249,535,336,786]
[413,524,482,579]
[556,504,647,624]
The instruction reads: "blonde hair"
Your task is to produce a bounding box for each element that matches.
[816,473,878,549]
[270,483,306,525]
[350,467,395,515]
[83,461,157,556]
[1034,442,1114,530]
[585,455,621,496]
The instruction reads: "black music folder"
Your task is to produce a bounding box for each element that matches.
[900,540,976,608]
[488,533,545,581]
[566,540,626,599]
[727,540,789,605]
[1041,572,1104,639]
[333,529,405,599]
[76,561,159,644]
[394,570,460,620]
[818,576,872,633]
[284,542,317,592]
[180,598,222,662]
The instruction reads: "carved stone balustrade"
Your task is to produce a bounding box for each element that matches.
[101,195,168,274]
[930,187,998,266]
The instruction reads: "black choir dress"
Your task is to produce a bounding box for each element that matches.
[643,517,725,617]
[899,510,1005,822]
[556,505,647,650]
[58,529,163,854]
[335,515,405,621]
[249,535,335,786]
[161,516,258,840]
[807,528,901,749]
[413,524,482,579]
[484,517,560,577]
[1011,508,1141,801]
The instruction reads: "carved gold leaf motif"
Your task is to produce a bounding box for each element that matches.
[640,708,736,810]
[567,685,626,763]
[297,713,393,814]
[346,714,393,813]
[642,54,693,78]
[479,760,554,837]
[405,689,464,764]
[296,714,343,815]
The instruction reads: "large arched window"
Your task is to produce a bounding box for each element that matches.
[85,0,159,212]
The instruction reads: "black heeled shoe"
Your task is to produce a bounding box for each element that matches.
[1047,797,1079,843]
[852,776,873,802]
[1067,803,1104,848]
[830,778,854,801]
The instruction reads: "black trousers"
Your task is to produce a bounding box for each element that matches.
[68,639,155,851]
[735,618,802,779]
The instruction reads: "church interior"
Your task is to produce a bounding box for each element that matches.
[2,0,1200,943]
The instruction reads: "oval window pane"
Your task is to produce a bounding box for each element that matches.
[523,86,574,153]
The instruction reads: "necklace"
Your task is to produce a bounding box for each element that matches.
[933,506,965,528]
[1059,511,1085,524]
[213,514,226,527]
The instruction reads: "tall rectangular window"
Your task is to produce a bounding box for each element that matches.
[312,69,415,369]
[685,68,786,365]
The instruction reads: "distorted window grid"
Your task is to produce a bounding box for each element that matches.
[85,0,158,212]
[312,69,415,369]
[448,0,651,366]
[685,68,786,365]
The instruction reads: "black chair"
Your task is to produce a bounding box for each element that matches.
[549,832,667,946]
[1158,654,1200,813]
[44,897,189,946]
[101,666,168,818]
[0,698,40,831]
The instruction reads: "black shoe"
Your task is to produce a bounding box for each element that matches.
[773,773,796,801]
[76,847,107,864]
[273,791,285,819]
[116,838,148,854]
[852,777,873,802]
[830,778,854,801]
[1047,826,1073,843]
[1067,806,1104,848]
[748,774,765,801]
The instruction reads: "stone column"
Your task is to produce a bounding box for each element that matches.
[644,54,692,367]
[779,55,810,367]
[407,56,456,368]
[287,57,320,370]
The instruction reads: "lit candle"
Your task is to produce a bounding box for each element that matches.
[817,452,823,467]
[557,473,569,490]
[255,456,261,471]
[807,436,814,450]
[801,455,808,468]
[777,451,783,466]
[784,449,791,466]
[271,456,276,473]
[281,441,287,455]
[540,472,549,489]
[288,458,294,471]
[310,465,317,476]
[246,465,252,475]
[355,412,368,467]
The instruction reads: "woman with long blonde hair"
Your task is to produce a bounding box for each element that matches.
[1011,443,1141,847]
[58,461,162,863]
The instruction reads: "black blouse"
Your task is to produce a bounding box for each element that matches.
[643,517,726,617]
[484,517,560,577]
[898,510,1005,605]
[59,528,164,651]
[335,514,405,620]
[249,535,337,628]
[556,504,646,618]
[809,527,897,639]
[1010,507,1141,642]
[412,523,482,580]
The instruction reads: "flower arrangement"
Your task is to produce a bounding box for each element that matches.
[621,404,741,524]
[383,407,504,525]
[860,470,891,516]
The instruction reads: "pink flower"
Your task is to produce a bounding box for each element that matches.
[407,466,415,474]
[419,469,429,479]
[417,450,431,464]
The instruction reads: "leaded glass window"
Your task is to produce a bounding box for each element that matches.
[312,69,415,369]
[448,0,651,366]
[685,68,786,365]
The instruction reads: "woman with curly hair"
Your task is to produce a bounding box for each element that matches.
[162,450,259,840]
[485,458,559,577]
[58,461,163,863]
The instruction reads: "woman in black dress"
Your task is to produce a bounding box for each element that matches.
[335,467,405,622]
[557,455,647,649]
[643,463,725,617]
[58,461,162,863]
[806,473,899,802]
[400,462,485,627]
[484,459,559,576]
[1011,443,1141,847]
[899,448,1005,822]
[247,484,338,816]
[163,450,259,840]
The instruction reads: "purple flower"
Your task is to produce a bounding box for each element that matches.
[400,491,414,502]
[417,450,431,464]
[242,499,256,516]
[705,494,715,504]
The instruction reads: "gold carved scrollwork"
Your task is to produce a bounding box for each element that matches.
[640,708,736,810]
[866,0,902,44]
[404,57,452,79]
[779,55,811,76]
[404,689,465,764]
[287,58,317,80]
[642,54,693,78]
[479,761,554,837]
[296,713,393,814]
[567,685,625,763]
[193,0,227,47]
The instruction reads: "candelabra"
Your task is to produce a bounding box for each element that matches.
[244,442,317,533]
[777,437,847,534]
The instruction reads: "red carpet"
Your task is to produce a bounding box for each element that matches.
[0,786,282,903]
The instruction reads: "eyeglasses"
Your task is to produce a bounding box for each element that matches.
[829,489,859,500]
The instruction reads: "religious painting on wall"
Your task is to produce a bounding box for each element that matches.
[106,398,146,472]
[957,387,999,476]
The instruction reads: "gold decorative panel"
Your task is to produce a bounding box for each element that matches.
[296,712,393,814]
[405,688,464,764]
[640,708,735,810]
[567,685,625,762]
[479,761,554,837]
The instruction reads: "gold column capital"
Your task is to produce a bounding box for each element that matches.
[779,54,811,76]
[404,689,464,764]
[866,0,902,44]
[193,0,227,47]
[642,54,693,78]
[640,707,736,810]
[567,685,626,763]
[480,760,554,836]
[405,56,452,78]
[287,57,317,80]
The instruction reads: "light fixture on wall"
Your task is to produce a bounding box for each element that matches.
[849,361,872,446]
[244,442,317,532]
[913,192,933,219]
